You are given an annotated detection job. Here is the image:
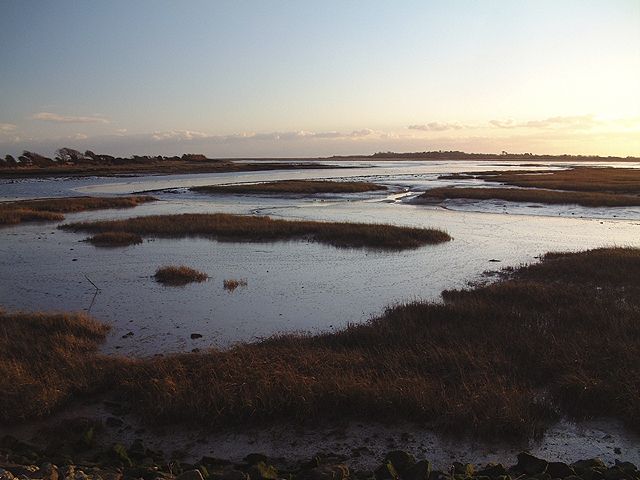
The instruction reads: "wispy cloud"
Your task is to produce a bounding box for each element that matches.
[150,129,376,143]
[0,123,17,133]
[32,112,110,124]
[408,122,465,132]
[490,115,597,130]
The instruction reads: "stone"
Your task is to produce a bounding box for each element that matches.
[177,471,205,480]
[546,463,575,479]
[516,453,548,476]
[374,463,397,480]
[0,469,16,480]
[384,452,415,475]
[452,463,474,477]
[304,465,349,480]
[247,462,277,480]
[476,465,508,478]
[244,454,268,466]
[221,471,249,480]
[403,460,432,480]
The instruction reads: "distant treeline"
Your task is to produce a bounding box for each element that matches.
[0,148,215,167]
[336,150,640,161]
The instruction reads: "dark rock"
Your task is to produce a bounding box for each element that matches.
[547,462,575,479]
[476,465,508,478]
[111,444,133,467]
[177,470,205,480]
[105,417,124,428]
[384,451,415,475]
[603,468,626,480]
[190,333,203,340]
[374,463,398,480]
[403,460,432,480]
[614,461,637,473]
[246,462,277,480]
[516,453,548,476]
[244,454,268,466]
[303,465,349,480]
[221,471,249,480]
[452,463,474,477]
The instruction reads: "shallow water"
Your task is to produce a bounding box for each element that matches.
[1,160,639,356]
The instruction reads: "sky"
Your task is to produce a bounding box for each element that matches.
[1,0,639,158]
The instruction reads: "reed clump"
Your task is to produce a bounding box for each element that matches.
[86,231,144,247]
[154,266,209,286]
[223,278,248,291]
[418,186,640,207]
[60,213,452,250]
[192,180,387,195]
[0,196,157,226]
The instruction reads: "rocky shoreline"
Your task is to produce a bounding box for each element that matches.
[2,433,639,480]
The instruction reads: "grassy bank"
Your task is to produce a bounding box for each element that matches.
[0,310,111,422]
[0,196,156,226]
[192,180,387,195]
[60,213,452,250]
[469,167,640,194]
[1,248,639,439]
[417,186,640,207]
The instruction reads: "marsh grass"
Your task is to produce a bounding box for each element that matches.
[0,196,157,226]
[223,278,248,291]
[2,248,639,439]
[86,232,143,247]
[154,266,209,286]
[466,167,640,194]
[418,186,640,207]
[192,180,387,195]
[60,213,452,250]
[0,309,111,423]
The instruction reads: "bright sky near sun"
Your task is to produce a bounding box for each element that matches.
[1,0,639,157]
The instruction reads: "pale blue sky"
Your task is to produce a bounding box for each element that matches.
[1,1,639,157]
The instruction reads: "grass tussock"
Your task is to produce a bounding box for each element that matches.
[223,278,248,291]
[473,167,640,194]
[418,186,640,207]
[154,266,209,286]
[192,180,387,195]
[86,231,143,247]
[60,213,452,250]
[0,309,111,423]
[0,196,156,226]
[2,248,640,440]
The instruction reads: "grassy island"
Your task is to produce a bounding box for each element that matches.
[60,213,452,250]
[192,180,387,195]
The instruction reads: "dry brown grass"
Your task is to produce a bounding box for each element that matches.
[223,278,248,291]
[60,213,452,250]
[86,231,143,247]
[154,266,209,286]
[418,186,640,207]
[116,247,640,439]
[3,248,639,440]
[0,309,111,423]
[192,180,387,195]
[475,167,640,194]
[0,196,156,226]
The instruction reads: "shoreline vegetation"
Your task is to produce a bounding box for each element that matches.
[418,187,640,207]
[191,179,387,195]
[422,167,640,207]
[0,149,342,178]
[154,266,209,286]
[0,196,156,226]
[1,247,639,440]
[2,149,639,179]
[60,213,452,250]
